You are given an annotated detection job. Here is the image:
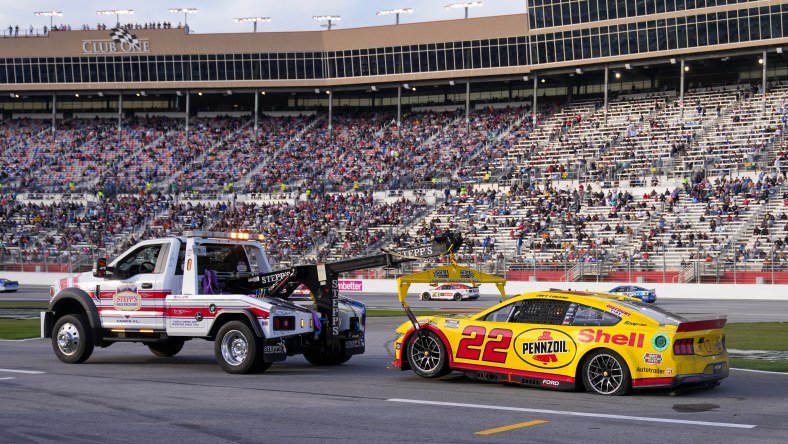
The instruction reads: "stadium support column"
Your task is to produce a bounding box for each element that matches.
[602,65,610,125]
[328,89,333,134]
[51,94,56,133]
[254,89,259,140]
[762,50,767,112]
[679,59,685,120]
[117,93,123,146]
[465,79,470,133]
[397,85,402,145]
[532,75,538,128]
[185,90,190,141]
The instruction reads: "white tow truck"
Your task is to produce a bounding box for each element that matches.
[44,230,463,374]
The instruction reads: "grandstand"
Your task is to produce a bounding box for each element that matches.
[1,3,787,284]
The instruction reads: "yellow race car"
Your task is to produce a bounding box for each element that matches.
[391,290,729,395]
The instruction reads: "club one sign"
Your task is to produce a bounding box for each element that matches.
[82,28,151,54]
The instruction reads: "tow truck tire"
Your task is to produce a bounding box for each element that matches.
[453,293,463,301]
[52,314,94,364]
[421,292,431,301]
[215,321,271,374]
[303,347,351,366]
[148,338,186,357]
[407,331,450,378]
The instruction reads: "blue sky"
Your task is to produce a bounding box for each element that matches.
[3,1,525,34]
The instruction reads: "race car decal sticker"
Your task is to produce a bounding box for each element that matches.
[444,319,460,329]
[113,286,141,311]
[456,326,512,364]
[652,333,670,352]
[577,329,645,348]
[644,352,663,364]
[514,329,577,369]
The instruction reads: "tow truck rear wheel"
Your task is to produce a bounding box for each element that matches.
[52,314,94,364]
[148,338,186,357]
[407,331,450,378]
[215,321,271,374]
[303,347,351,366]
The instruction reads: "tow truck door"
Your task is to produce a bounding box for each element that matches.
[100,240,171,331]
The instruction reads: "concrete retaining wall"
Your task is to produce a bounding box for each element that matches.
[12,272,788,301]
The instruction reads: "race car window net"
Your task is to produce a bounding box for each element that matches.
[614,300,688,325]
[510,300,571,325]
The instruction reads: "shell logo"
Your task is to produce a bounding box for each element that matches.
[514,328,577,369]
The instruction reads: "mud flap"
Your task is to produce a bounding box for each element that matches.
[262,338,287,362]
[345,336,365,356]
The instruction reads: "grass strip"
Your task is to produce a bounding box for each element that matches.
[0,319,39,340]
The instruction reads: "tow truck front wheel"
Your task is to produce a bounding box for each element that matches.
[52,314,94,364]
[215,321,271,374]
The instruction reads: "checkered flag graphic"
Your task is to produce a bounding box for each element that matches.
[109,27,140,50]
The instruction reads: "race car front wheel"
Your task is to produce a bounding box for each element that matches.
[582,349,631,395]
[407,331,450,378]
[421,292,431,301]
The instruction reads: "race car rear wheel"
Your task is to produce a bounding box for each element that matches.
[215,321,271,374]
[453,293,462,301]
[407,331,450,378]
[582,349,631,395]
[421,292,431,301]
[52,314,94,364]
[148,338,186,357]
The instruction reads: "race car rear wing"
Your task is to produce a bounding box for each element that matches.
[676,317,727,332]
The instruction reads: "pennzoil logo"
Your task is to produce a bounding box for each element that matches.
[514,329,577,369]
[113,286,141,311]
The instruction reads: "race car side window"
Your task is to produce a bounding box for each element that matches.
[566,303,621,326]
[482,301,519,323]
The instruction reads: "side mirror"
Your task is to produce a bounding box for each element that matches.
[93,258,107,278]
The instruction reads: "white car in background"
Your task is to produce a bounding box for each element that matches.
[420,284,479,301]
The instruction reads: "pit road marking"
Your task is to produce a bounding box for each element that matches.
[387,398,756,429]
[475,420,547,435]
[0,369,46,374]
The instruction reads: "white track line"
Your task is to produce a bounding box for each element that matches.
[0,377,15,380]
[731,368,788,376]
[0,369,45,374]
[387,398,756,429]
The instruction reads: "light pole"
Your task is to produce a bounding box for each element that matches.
[170,8,197,32]
[96,9,134,28]
[34,11,62,32]
[313,15,341,31]
[234,17,271,33]
[445,2,483,19]
[376,8,413,25]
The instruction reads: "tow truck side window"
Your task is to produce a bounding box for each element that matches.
[113,244,164,280]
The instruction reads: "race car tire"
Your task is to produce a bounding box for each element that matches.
[582,349,631,396]
[52,314,94,364]
[148,338,186,357]
[421,292,431,301]
[407,331,450,378]
[303,348,351,366]
[453,293,462,301]
[215,321,271,374]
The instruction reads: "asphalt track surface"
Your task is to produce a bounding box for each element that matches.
[1,289,787,443]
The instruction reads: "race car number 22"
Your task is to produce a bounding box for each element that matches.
[456,326,512,363]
